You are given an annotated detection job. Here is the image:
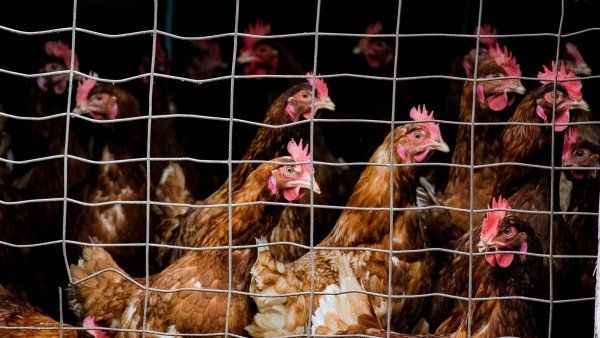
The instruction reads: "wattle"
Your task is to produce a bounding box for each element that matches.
[487,92,508,111]
[283,187,305,202]
[485,252,514,268]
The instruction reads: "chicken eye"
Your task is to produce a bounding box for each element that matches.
[301,92,310,99]
[413,132,422,140]
[575,150,586,158]
[93,95,103,101]
[284,166,294,175]
[503,227,514,237]
[258,46,267,53]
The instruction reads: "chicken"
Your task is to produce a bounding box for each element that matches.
[353,21,394,70]
[0,285,100,337]
[312,255,444,338]
[69,75,150,275]
[445,24,499,124]
[558,43,596,211]
[442,44,525,231]
[185,39,228,80]
[7,40,91,316]
[434,201,545,338]
[69,140,321,336]
[561,127,599,336]
[429,62,589,332]
[562,42,592,77]
[237,19,303,82]
[154,74,336,267]
[245,106,450,337]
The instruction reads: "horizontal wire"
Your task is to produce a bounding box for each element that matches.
[3,66,599,86]
[1,23,599,39]
[0,194,596,218]
[1,238,595,260]
[67,267,592,305]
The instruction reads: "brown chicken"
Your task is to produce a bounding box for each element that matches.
[561,127,599,335]
[69,75,149,275]
[434,203,545,338]
[443,43,525,231]
[0,285,98,337]
[69,140,320,336]
[311,255,444,338]
[352,21,394,70]
[245,106,449,337]
[558,42,596,211]
[429,62,589,332]
[154,75,336,267]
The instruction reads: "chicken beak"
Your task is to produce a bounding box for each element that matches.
[237,53,258,64]
[72,105,88,116]
[431,139,450,153]
[316,97,336,111]
[477,238,495,253]
[292,175,321,194]
[506,82,526,95]
[569,98,590,112]
[353,46,363,55]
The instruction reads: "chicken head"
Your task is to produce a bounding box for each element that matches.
[396,105,450,163]
[268,139,321,201]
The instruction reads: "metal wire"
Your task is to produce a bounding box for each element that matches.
[140,0,159,336]
[0,1,598,338]
[547,1,566,336]
[467,2,485,336]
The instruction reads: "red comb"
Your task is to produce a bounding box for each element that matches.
[306,72,329,98]
[44,40,79,71]
[562,127,581,163]
[488,44,521,77]
[287,139,312,173]
[76,72,98,106]
[240,19,271,55]
[537,61,583,99]
[478,25,498,48]
[409,105,442,140]
[480,196,511,241]
[565,43,586,65]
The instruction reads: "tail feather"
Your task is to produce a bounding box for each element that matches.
[311,254,381,335]
[69,247,134,326]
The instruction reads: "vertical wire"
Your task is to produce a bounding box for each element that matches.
[548,0,565,336]
[384,1,403,337]
[225,0,242,336]
[140,0,159,336]
[58,287,64,338]
[595,176,600,335]
[307,0,322,335]
[467,1,484,336]
[61,0,79,285]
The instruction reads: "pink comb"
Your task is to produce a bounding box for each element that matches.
[44,40,79,71]
[562,127,581,162]
[287,139,312,173]
[76,72,98,106]
[480,196,511,241]
[565,43,586,66]
[240,19,271,55]
[537,61,583,99]
[478,25,498,48]
[488,44,522,77]
[409,105,442,140]
[306,72,329,98]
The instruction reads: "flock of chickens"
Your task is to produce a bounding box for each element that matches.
[0,19,597,338]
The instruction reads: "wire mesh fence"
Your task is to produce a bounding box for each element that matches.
[0,0,597,337]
